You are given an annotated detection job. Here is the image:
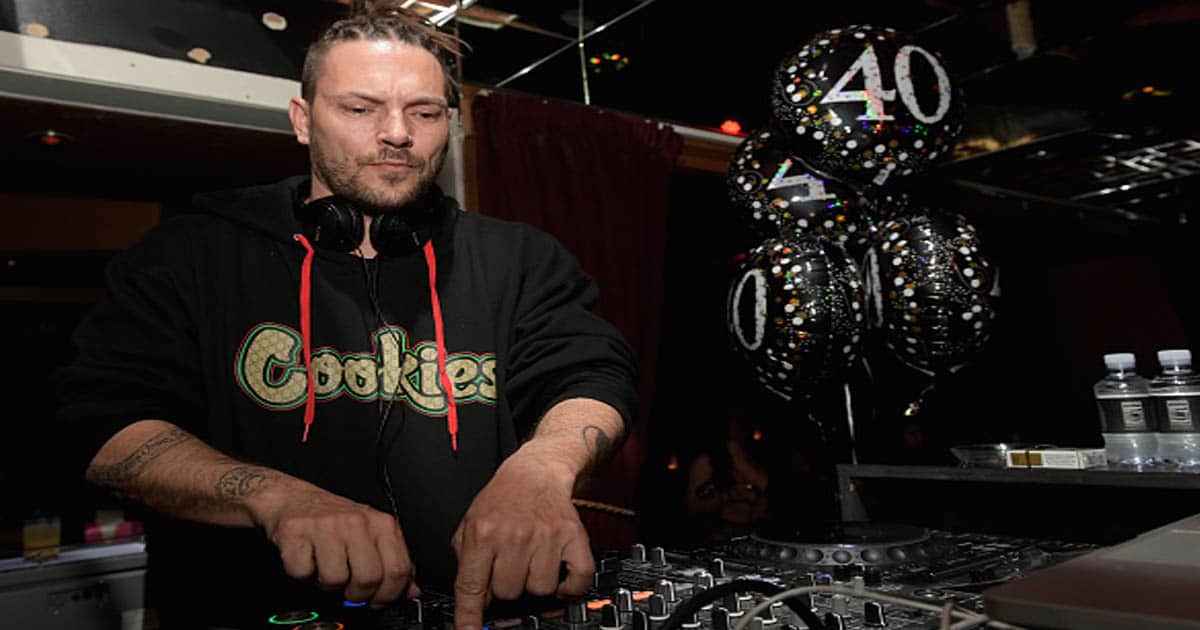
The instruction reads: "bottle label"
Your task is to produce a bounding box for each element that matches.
[1097,397,1150,433]
[1151,395,1200,432]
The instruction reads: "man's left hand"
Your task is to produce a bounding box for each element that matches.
[451,450,593,630]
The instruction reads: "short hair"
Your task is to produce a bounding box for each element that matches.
[301,1,467,107]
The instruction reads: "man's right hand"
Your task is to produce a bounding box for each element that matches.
[251,480,420,606]
[85,420,418,607]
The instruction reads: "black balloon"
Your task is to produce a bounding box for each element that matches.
[727,128,890,255]
[868,210,997,373]
[770,24,965,187]
[726,236,867,400]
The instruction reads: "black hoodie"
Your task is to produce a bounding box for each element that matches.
[55,176,637,626]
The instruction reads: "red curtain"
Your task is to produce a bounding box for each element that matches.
[471,90,682,549]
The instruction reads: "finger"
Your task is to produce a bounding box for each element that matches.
[313,522,351,591]
[278,536,316,581]
[454,529,495,630]
[489,530,531,601]
[370,519,415,606]
[343,520,384,604]
[524,539,560,597]
[556,529,594,597]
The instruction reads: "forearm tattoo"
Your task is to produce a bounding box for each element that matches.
[87,426,191,487]
[215,466,269,501]
[582,424,612,461]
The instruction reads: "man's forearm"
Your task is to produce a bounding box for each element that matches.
[519,398,626,492]
[86,419,292,528]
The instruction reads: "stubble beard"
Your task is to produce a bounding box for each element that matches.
[311,137,448,214]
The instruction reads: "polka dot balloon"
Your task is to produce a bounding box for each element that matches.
[726,127,893,257]
[770,24,965,188]
[726,236,868,401]
[868,210,997,374]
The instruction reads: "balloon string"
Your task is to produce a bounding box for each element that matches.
[844,382,858,465]
[863,247,885,329]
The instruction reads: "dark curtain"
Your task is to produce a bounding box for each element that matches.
[471,90,682,549]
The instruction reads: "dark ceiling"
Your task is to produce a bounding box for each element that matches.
[0,0,1196,221]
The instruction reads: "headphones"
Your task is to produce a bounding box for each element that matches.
[295,189,444,257]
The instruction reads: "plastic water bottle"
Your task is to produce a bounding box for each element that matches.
[1149,349,1200,470]
[1094,353,1156,469]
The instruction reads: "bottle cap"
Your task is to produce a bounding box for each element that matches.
[1104,353,1136,369]
[1158,349,1192,367]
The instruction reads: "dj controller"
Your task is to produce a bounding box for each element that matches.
[261,523,1095,630]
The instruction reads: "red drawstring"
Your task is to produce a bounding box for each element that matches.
[293,234,317,443]
[291,233,457,452]
[423,240,459,452]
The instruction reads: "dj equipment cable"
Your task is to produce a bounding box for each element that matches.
[657,579,823,630]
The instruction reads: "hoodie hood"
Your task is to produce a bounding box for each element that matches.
[191,174,459,253]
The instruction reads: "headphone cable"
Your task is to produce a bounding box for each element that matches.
[359,252,406,524]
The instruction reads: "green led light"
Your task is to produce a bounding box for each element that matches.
[267,611,319,624]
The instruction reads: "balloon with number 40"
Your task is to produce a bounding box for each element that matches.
[770,24,965,188]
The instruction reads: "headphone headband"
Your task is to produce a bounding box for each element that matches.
[296,189,444,257]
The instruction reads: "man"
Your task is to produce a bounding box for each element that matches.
[55,4,637,629]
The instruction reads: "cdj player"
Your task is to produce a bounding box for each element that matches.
[256,523,1094,630]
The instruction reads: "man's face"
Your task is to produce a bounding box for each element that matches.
[289,39,451,212]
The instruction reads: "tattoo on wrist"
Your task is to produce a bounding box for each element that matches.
[215,467,269,501]
[87,426,191,487]
[582,424,612,461]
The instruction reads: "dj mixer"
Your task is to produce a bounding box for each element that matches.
[259,523,1094,630]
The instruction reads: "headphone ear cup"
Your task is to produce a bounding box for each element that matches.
[297,197,363,252]
[371,213,423,257]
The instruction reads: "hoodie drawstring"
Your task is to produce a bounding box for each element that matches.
[424,240,459,452]
[293,233,317,443]
[291,233,458,452]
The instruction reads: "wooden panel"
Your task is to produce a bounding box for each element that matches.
[0,195,159,251]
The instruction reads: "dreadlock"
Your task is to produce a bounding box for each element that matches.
[301,0,468,107]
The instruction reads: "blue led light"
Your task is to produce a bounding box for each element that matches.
[344,600,368,608]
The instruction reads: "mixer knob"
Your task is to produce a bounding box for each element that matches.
[631,610,650,630]
[693,585,714,610]
[832,564,853,582]
[721,592,743,616]
[710,557,727,578]
[864,567,883,587]
[613,588,634,614]
[655,578,678,603]
[566,600,588,624]
[410,598,424,623]
[831,595,850,617]
[522,615,540,630]
[790,592,815,612]
[649,547,668,568]
[630,543,647,564]
[746,618,764,630]
[824,612,847,630]
[600,603,621,630]
[711,607,732,630]
[648,594,670,621]
[693,571,715,589]
[783,625,800,630]
[863,601,887,627]
[681,611,701,629]
[758,601,779,624]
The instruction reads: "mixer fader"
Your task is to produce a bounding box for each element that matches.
[263,524,1093,630]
